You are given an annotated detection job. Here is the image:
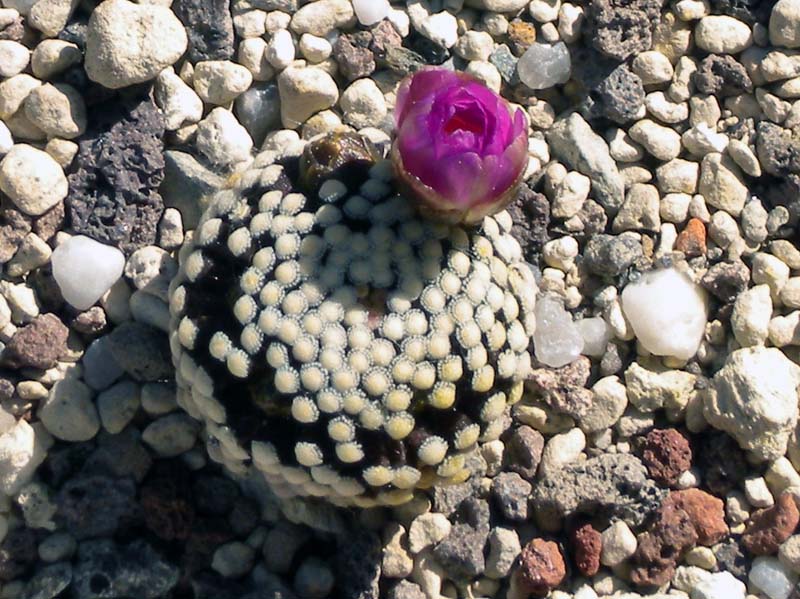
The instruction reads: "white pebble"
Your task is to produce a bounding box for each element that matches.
[0,40,29,78]
[0,419,47,496]
[266,29,296,70]
[299,34,331,63]
[750,556,798,599]
[0,144,68,216]
[51,235,126,311]
[196,108,254,167]
[691,571,745,599]
[621,267,708,360]
[352,0,390,26]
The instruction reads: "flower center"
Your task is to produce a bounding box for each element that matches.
[443,111,484,136]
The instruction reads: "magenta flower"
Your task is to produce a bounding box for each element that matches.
[391,67,528,225]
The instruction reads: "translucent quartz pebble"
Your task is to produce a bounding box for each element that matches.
[621,267,708,361]
[352,0,390,26]
[533,294,584,368]
[749,557,798,599]
[577,317,611,357]
[51,235,125,311]
[517,41,571,90]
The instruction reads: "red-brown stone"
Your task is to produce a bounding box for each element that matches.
[630,500,698,587]
[515,538,566,597]
[3,313,68,370]
[666,489,728,546]
[675,217,707,257]
[743,492,800,555]
[641,428,692,487]
[571,523,602,577]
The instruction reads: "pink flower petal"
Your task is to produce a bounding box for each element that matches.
[392,67,528,224]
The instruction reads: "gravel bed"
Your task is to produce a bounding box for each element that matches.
[2,0,800,599]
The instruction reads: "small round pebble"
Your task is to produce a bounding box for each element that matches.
[0,144,68,216]
[39,377,101,442]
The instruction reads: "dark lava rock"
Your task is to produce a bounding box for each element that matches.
[433,523,487,580]
[757,121,800,178]
[66,96,166,254]
[39,443,95,489]
[491,472,532,522]
[189,572,249,599]
[701,260,750,303]
[527,357,593,419]
[571,523,602,577]
[184,517,235,573]
[432,497,490,579]
[693,55,753,98]
[0,207,31,265]
[191,570,297,599]
[33,202,65,242]
[630,499,699,587]
[713,537,748,580]
[695,430,748,495]
[24,562,72,599]
[455,496,491,534]
[531,453,666,530]
[106,321,172,382]
[193,475,239,515]
[742,492,800,555]
[587,0,664,61]
[432,483,474,517]
[405,31,449,65]
[3,313,68,370]
[173,0,234,61]
[641,428,692,487]
[56,475,140,539]
[709,0,777,25]
[335,528,381,599]
[72,539,179,599]
[0,527,37,581]
[504,425,545,482]
[506,185,550,265]
[582,234,643,277]
[85,429,153,483]
[229,496,260,537]
[585,63,645,125]
[334,31,376,81]
[140,462,196,542]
